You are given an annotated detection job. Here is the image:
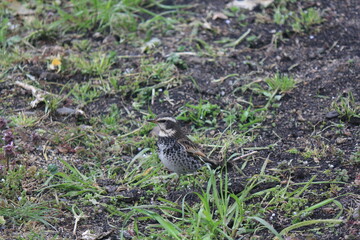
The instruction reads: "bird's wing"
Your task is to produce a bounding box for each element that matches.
[178,137,221,166]
[177,137,207,158]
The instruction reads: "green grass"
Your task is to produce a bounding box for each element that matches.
[272,1,323,34]
[69,51,116,76]
[331,92,360,121]
[0,0,356,238]
[125,165,344,239]
[9,112,39,127]
[265,73,296,94]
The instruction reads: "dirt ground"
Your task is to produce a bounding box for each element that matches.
[0,0,359,239]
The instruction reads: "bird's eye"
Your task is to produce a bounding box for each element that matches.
[157,120,166,123]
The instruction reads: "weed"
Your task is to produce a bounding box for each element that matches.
[301,145,328,160]
[24,19,59,45]
[222,104,264,131]
[0,17,9,48]
[44,160,105,197]
[44,95,63,114]
[69,51,116,76]
[330,92,360,121]
[273,6,290,25]
[292,8,322,33]
[349,148,360,164]
[0,197,54,227]
[178,100,220,128]
[272,2,322,34]
[73,39,92,52]
[0,166,26,200]
[166,53,188,69]
[9,112,38,127]
[70,82,101,104]
[102,104,122,133]
[287,148,300,154]
[334,169,349,182]
[265,73,296,94]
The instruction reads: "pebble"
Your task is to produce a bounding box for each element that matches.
[325,111,339,119]
[56,107,75,115]
[336,137,347,144]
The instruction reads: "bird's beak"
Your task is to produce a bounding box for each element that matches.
[147,119,156,123]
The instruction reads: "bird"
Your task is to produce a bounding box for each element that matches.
[147,113,216,175]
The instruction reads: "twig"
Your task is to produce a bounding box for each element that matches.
[14,81,85,116]
[230,151,258,162]
[15,81,50,108]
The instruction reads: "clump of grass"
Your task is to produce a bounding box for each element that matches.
[54,0,183,38]
[265,73,296,94]
[43,160,105,197]
[0,17,10,49]
[178,100,220,128]
[124,160,344,239]
[0,166,26,200]
[272,0,323,34]
[291,8,323,33]
[9,112,39,127]
[0,193,54,228]
[70,82,101,104]
[330,92,360,121]
[222,104,264,131]
[69,51,116,76]
[24,18,59,45]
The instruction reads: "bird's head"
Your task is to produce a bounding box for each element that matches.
[147,113,180,137]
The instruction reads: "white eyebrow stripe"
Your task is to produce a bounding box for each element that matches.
[157,117,177,122]
[158,128,176,137]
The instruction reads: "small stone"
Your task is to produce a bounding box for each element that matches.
[336,137,347,144]
[56,107,75,115]
[325,111,339,119]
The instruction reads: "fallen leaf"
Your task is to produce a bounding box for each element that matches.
[212,12,228,20]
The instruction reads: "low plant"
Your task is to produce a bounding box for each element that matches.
[70,82,101,104]
[265,73,296,94]
[330,92,360,121]
[178,100,220,128]
[292,8,322,33]
[69,51,116,76]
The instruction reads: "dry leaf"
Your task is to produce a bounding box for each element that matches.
[212,12,228,20]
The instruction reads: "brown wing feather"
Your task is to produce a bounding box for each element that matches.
[177,137,207,158]
[177,136,220,166]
